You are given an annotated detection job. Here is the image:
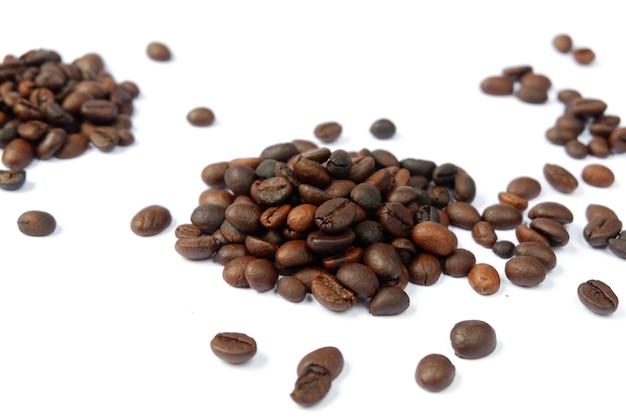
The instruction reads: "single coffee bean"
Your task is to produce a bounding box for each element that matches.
[410,221,457,257]
[468,263,501,295]
[368,286,410,315]
[146,41,172,62]
[326,149,352,178]
[130,204,172,236]
[565,141,588,161]
[529,217,570,247]
[553,34,573,53]
[528,201,574,224]
[174,223,202,239]
[453,169,477,202]
[335,263,379,298]
[0,169,26,190]
[514,241,557,271]
[556,113,585,133]
[80,99,118,123]
[214,243,248,265]
[450,320,497,359]
[17,210,56,236]
[515,224,550,246]
[277,275,308,302]
[293,154,331,188]
[175,235,221,260]
[415,353,455,393]
[210,332,257,364]
[492,240,515,259]
[275,240,318,267]
[391,237,417,265]
[581,163,615,188]
[408,252,442,286]
[586,203,618,222]
[608,238,626,259]
[557,89,582,104]
[442,248,476,278]
[306,229,356,257]
[505,255,547,287]
[370,118,396,139]
[588,136,611,158]
[291,346,343,407]
[311,272,357,312]
[36,128,67,160]
[573,47,595,65]
[54,132,89,159]
[480,75,514,96]
[570,98,607,119]
[546,126,577,145]
[482,203,523,230]
[1,137,35,170]
[314,121,342,143]
[471,220,498,248]
[577,280,618,315]
[543,163,578,193]
[315,197,356,234]
[362,241,404,280]
[376,201,414,237]
[445,201,481,229]
[497,191,528,211]
[501,64,533,81]
[296,346,344,381]
[187,106,215,127]
[520,72,552,91]
[506,176,541,200]
[244,258,278,292]
[222,255,257,287]
[516,84,548,104]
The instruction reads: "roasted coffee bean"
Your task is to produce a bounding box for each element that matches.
[607,237,626,259]
[513,241,557,271]
[335,262,379,298]
[529,217,570,247]
[557,89,583,104]
[408,252,442,286]
[431,163,458,187]
[244,234,279,258]
[581,163,615,188]
[354,220,385,246]
[296,346,344,381]
[347,156,376,184]
[543,163,578,193]
[553,34,573,53]
[311,272,358,312]
[315,197,356,234]
[453,169,477,202]
[306,229,355,256]
[260,142,299,162]
[214,243,248,265]
[223,164,257,196]
[471,220,498,248]
[313,121,342,143]
[586,203,618,222]
[36,127,67,159]
[556,113,585,133]
[175,235,221,260]
[445,201,481,229]
[504,255,547,287]
[350,182,382,211]
[482,203,523,230]
[515,224,550,246]
[210,332,257,364]
[275,240,318,267]
[468,263,501,295]
[608,127,626,153]
[362,242,404,280]
[146,41,172,62]
[480,75,514,95]
[187,106,215,127]
[326,149,352,178]
[191,203,226,234]
[571,98,607,119]
[497,191,528,211]
[520,72,552,91]
[528,201,574,224]
[411,221,457,256]
[546,126,577,145]
[325,179,356,198]
[201,161,230,187]
[506,176,541,200]
[565,141,588,161]
[577,280,618,315]
[291,346,343,407]
[369,286,410,315]
[277,275,308,302]
[442,248,476,278]
[80,99,118,123]
[130,204,172,236]
[583,216,622,248]
[17,210,56,236]
[391,237,417,265]
[450,320,497,359]
[293,154,331,188]
[2,137,34,169]
[244,258,278,292]
[370,118,396,139]
[502,65,533,81]
[88,126,119,152]
[588,136,611,158]
[0,169,26,190]
[222,255,257,287]
[174,223,202,239]
[54,132,89,159]
[573,47,595,65]
[286,203,317,232]
[376,201,413,237]
[516,84,548,104]
[491,240,515,259]
[415,353,455,393]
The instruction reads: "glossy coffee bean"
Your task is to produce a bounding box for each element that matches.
[543,163,578,193]
[311,272,358,312]
[0,169,26,190]
[244,258,278,292]
[315,197,356,234]
[504,255,547,287]
[362,242,404,280]
[408,252,442,286]
[210,332,257,364]
[175,235,221,260]
[482,203,523,230]
[573,47,595,65]
[277,275,308,303]
[608,238,626,259]
[491,240,515,259]
[17,210,56,236]
[471,220,498,248]
[529,217,570,247]
[513,241,557,271]
[581,163,615,188]
[442,248,476,278]
[506,176,541,200]
[445,201,481,229]
[335,262,379,298]
[467,263,500,295]
[415,353,455,392]
[130,204,172,236]
[368,287,410,315]
[450,319,497,359]
[313,121,342,143]
[577,280,618,315]
[291,346,343,407]
[527,201,573,224]
[187,106,215,127]
[410,221,457,257]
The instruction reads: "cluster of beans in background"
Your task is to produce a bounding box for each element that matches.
[0,48,140,191]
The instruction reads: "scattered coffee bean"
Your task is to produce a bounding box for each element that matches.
[442,248,476,278]
[529,217,570,247]
[368,286,410,316]
[504,255,547,287]
[480,76,514,96]
[513,241,557,271]
[581,163,615,188]
[210,332,257,364]
[370,118,396,139]
[491,240,515,259]
[607,237,626,259]
[17,210,56,237]
[291,346,343,407]
[130,204,172,236]
[577,280,618,315]
[573,47,595,65]
[146,41,172,61]
[467,263,501,295]
[313,121,342,143]
[187,106,215,127]
[482,203,523,230]
[0,169,26,190]
[553,34,573,53]
[450,319,497,358]
[415,353,455,392]
[527,201,574,224]
[506,176,541,200]
[471,220,498,248]
[543,163,578,193]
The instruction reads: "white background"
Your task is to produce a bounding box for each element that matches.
[2,1,626,415]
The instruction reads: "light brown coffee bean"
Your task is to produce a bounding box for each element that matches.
[506,176,541,200]
[471,220,498,248]
[581,164,615,188]
[578,280,618,315]
[146,41,172,61]
[543,163,578,193]
[314,121,342,143]
[573,47,595,65]
[17,210,56,237]
[187,107,215,127]
[480,76,514,96]
[467,263,500,295]
[553,34,573,53]
[410,221,458,257]
[130,204,172,236]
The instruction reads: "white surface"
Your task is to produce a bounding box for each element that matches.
[1,1,625,415]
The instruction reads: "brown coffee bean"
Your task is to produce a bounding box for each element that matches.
[571,98,607,119]
[515,224,550,246]
[291,346,343,406]
[497,191,528,211]
[564,140,588,159]
[467,263,500,295]
[501,65,533,81]
[471,220,498,248]
[586,203,619,222]
[17,210,56,236]
[529,217,570,247]
[588,136,611,158]
[222,255,256,287]
[491,240,515,259]
[275,240,318,267]
[146,41,172,62]
[174,223,202,239]
[175,235,221,260]
[482,203,523,230]
[335,263,379,298]
[408,252,442,286]
[543,163,578,193]
[415,353,455,392]
[0,169,26,190]
[244,258,278,292]
[557,89,582,104]
[368,287,410,316]
[480,76,514,96]
[445,201,481,229]
[410,221,457,256]
[506,176,542,200]
[573,47,595,65]
[520,72,552,91]
[296,346,344,381]
[583,216,622,248]
[608,238,626,259]
[369,118,396,139]
[310,272,357,312]
[314,121,342,143]
[130,204,172,236]
[187,106,215,127]
[516,84,548,104]
[210,332,257,364]
[553,34,573,53]
[514,241,557,271]
[362,242,404,280]
[581,164,615,188]
[578,280,618,315]
[608,127,626,153]
[277,275,308,303]
[442,248,476,278]
[2,137,35,170]
[36,128,67,160]
[504,255,547,287]
[546,126,577,145]
[450,319,497,358]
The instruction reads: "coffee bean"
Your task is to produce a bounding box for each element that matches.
[515,224,551,246]
[581,163,615,188]
[565,141,588,161]
[501,65,533,81]
[480,76,514,96]
[0,169,26,190]
[370,118,396,139]
[482,203,523,230]
[577,280,618,315]
[586,203,618,222]
[491,240,515,259]
[291,346,343,407]
[543,163,578,193]
[187,106,215,127]
[54,132,89,159]
[468,263,501,295]
[17,210,56,236]
[175,235,221,260]
[608,237,626,259]
[315,197,356,234]
[36,128,68,160]
[588,136,611,158]
[276,275,308,303]
[520,72,552,91]
[210,332,257,364]
[571,98,607,119]
[505,255,547,287]
[335,263,379,298]
[546,126,577,145]
[313,121,342,143]
[450,320,497,358]
[445,201,481,229]
[130,204,172,236]
[368,286,410,315]
[573,47,595,65]
[275,240,318,267]
[146,41,172,62]
[1,138,35,170]
[442,248,476,278]
[608,127,626,153]
[497,191,528,211]
[506,176,542,200]
[516,84,548,104]
[243,258,278,292]
[174,223,202,239]
[583,216,622,248]
[80,99,118,123]
[311,272,357,312]
[408,252,442,286]
[529,217,570,247]
[557,89,583,104]
[471,220,498,248]
[415,353,455,392]
[410,221,458,256]
[376,201,413,237]
[362,242,404,280]
[553,34,573,53]
[528,201,574,224]
[513,241,557,271]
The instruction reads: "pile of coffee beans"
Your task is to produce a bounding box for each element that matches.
[174,140,486,315]
[0,48,139,190]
